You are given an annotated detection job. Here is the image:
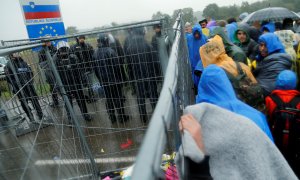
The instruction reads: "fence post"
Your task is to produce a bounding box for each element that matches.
[157,36,169,76]
[44,47,100,179]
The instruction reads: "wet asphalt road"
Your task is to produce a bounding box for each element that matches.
[0,87,156,179]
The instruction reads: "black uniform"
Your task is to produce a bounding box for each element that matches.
[93,34,128,123]
[38,44,59,105]
[71,40,94,74]
[53,47,91,122]
[5,56,43,121]
[151,27,164,82]
[125,28,159,123]
[108,34,128,84]
[124,31,137,94]
[71,41,95,102]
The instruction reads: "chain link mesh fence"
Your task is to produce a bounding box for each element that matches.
[132,14,194,179]
[0,18,180,179]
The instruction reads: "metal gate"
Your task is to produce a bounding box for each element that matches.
[0,18,179,179]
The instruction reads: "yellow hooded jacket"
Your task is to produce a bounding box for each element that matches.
[200,35,257,83]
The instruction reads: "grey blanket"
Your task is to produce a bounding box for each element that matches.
[176,103,297,180]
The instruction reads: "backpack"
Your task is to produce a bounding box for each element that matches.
[269,94,300,161]
[224,61,264,108]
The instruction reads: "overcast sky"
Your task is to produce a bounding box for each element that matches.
[0,0,259,41]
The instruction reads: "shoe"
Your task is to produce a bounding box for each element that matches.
[84,114,92,122]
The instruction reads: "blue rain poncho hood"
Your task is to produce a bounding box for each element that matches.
[226,22,238,43]
[196,65,273,140]
[276,70,297,90]
[187,25,207,68]
[261,22,275,33]
[257,33,285,60]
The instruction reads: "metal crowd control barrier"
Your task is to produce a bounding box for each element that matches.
[132,13,193,179]
[0,18,177,179]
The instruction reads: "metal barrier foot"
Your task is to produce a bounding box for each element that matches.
[15,116,54,137]
[15,119,40,137]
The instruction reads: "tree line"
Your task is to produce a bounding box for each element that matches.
[151,0,300,27]
[66,0,299,35]
[203,0,300,20]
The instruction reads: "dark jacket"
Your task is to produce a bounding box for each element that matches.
[52,52,81,92]
[38,44,57,63]
[71,42,94,73]
[254,34,292,96]
[254,53,291,95]
[108,34,128,82]
[5,57,34,93]
[211,27,247,64]
[93,45,123,85]
[38,45,57,83]
[125,29,159,81]
[248,26,261,43]
[233,25,259,60]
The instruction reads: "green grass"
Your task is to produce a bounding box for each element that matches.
[0,78,51,100]
[35,83,51,96]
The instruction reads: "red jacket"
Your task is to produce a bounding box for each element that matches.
[265,89,300,117]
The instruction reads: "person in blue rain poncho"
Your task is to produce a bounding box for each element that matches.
[225,17,238,43]
[261,22,276,33]
[196,64,273,141]
[253,33,292,96]
[187,25,207,93]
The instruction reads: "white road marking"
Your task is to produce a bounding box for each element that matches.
[35,156,135,166]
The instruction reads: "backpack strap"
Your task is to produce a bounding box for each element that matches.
[235,61,244,76]
[287,95,300,108]
[269,94,284,108]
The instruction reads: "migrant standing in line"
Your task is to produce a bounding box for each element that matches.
[253,33,292,96]
[186,25,207,93]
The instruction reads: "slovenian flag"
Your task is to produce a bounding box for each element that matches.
[23,1,61,20]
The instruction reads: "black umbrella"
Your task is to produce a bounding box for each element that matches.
[242,7,300,23]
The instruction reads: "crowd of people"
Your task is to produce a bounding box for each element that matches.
[4,12,300,178]
[181,15,300,178]
[5,27,163,125]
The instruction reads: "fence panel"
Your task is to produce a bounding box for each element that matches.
[132,13,193,179]
[0,19,171,179]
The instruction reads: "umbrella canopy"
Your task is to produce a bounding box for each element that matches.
[242,7,300,24]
